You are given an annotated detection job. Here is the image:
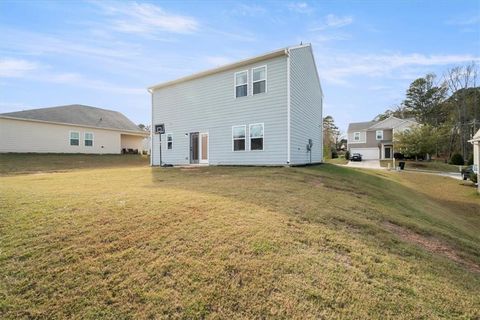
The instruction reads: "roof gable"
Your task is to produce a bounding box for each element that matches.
[368,116,418,130]
[347,121,378,132]
[148,44,313,91]
[0,105,143,132]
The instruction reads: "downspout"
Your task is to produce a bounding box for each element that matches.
[148,88,153,166]
[286,49,291,165]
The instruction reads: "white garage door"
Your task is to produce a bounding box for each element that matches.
[350,147,379,160]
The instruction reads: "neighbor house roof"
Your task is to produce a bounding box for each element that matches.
[0,104,145,133]
[347,121,378,132]
[348,116,419,132]
[148,44,311,91]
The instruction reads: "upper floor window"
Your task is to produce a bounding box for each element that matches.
[253,66,266,95]
[232,125,246,151]
[70,131,79,146]
[235,70,248,98]
[376,130,383,140]
[249,123,264,151]
[354,132,360,141]
[85,132,93,147]
[167,133,173,150]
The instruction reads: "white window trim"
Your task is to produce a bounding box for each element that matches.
[69,131,80,146]
[166,133,173,150]
[234,70,249,99]
[376,130,383,141]
[252,65,267,95]
[353,132,360,141]
[84,132,94,147]
[249,123,264,151]
[232,125,247,152]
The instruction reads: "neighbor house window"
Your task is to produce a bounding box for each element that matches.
[84,132,93,147]
[354,132,360,141]
[232,125,246,151]
[249,123,264,151]
[167,133,173,150]
[235,70,248,98]
[70,131,79,146]
[376,130,383,140]
[252,66,266,95]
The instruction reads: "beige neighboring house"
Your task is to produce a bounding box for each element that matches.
[0,104,149,154]
[347,116,419,160]
[469,129,480,193]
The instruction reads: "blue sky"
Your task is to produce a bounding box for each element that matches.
[1,0,479,133]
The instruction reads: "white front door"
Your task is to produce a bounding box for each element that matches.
[199,133,209,164]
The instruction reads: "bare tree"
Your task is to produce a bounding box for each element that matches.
[444,62,478,159]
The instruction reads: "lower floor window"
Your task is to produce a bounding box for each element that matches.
[232,125,246,151]
[85,132,93,147]
[70,131,79,146]
[167,133,173,149]
[249,123,264,150]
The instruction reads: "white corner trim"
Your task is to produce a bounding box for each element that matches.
[286,49,291,164]
[150,91,153,166]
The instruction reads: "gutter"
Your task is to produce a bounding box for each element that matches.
[148,88,154,166]
[286,48,291,165]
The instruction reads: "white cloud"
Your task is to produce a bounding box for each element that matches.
[313,33,350,42]
[0,57,144,95]
[311,14,353,31]
[0,58,39,77]
[94,1,199,35]
[231,4,266,16]
[447,14,480,26]
[287,2,313,14]
[317,52,480,85]
[205,56,233,67]
[46,72,145,95]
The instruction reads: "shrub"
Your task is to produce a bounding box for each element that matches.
[467,153,474,166]
[345,151,350,160]
[470,172,478,184]
[450,153,465,165]
[331,150,338,159]
[394,152,404,160]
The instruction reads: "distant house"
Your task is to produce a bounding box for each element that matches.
[148,44,323,166]
[469,129,480,193]
[347,116,418,160]
[0,105,148,154]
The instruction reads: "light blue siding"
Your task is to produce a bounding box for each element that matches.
[152,55,288,165]
[289,46,323,164]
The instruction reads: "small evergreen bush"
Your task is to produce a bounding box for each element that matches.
[450,153,464,165]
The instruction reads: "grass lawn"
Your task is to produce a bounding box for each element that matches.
[324,157,348,165]
[380,159,464,173]
[0,153,149,175]
[1,155,479,319]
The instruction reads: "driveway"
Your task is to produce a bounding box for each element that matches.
[345,160,383,169]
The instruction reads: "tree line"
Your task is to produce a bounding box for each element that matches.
[376,63,479,164]
[322,63,479,163]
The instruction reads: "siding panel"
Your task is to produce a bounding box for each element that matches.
[0,118,125,154]
[289,46,323,164]
[152,56,288,165]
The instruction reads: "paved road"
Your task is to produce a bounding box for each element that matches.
[345,160,383,169]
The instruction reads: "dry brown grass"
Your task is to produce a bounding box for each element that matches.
[0,156,479,319]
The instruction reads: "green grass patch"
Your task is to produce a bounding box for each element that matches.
[380,159,464,173]
[0,153,149,175]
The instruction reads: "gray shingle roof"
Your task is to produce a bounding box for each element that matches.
[347,121,378,132]
[0,104,143,132]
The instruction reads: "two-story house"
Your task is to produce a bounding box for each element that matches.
[148,44,323,166]
[347,116,418,160]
